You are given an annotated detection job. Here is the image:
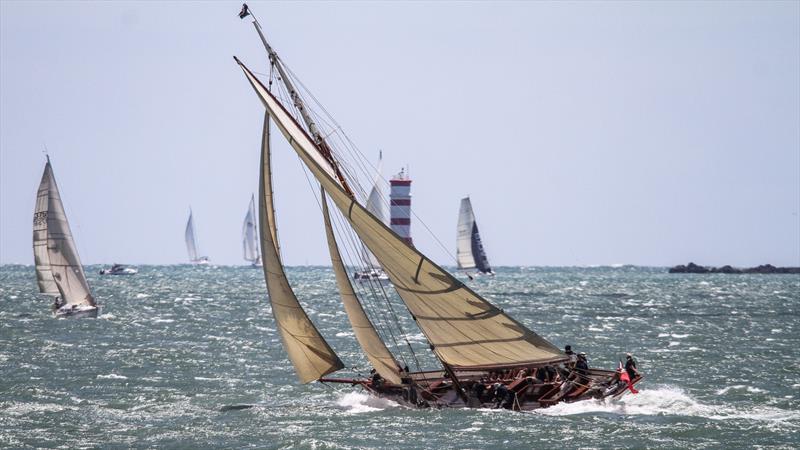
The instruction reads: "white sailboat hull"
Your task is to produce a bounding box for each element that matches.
[352,269,391,286]
[54,304,99,319]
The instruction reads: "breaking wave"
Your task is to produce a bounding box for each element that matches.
[535,386,799,424]
[334,391,398,414]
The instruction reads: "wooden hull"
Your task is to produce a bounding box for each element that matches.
[321,367,643,411]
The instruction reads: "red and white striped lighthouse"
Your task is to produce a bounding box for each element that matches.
[389,167,412,246]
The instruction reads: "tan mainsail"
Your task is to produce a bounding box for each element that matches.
[320,189,402,384]
[33,159,95,307]
[258,113,344,383]
[237,59,566,370]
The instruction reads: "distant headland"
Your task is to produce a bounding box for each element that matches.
[669,262,800,274]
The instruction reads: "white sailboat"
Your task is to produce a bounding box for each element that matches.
[456,197,494,275]
[33,156,99,318]
[353,152,389,285]
[242,194,262,267]
[185,209,210,265]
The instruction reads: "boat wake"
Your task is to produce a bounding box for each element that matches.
[335,391,398,414]
[535,386,800,424]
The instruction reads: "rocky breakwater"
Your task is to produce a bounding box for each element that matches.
[669,262,800,274]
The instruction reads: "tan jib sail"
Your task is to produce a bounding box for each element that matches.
[258,112,344,383]
[237,59,565,370]
[320,188,402,384]
[32,158,95,307]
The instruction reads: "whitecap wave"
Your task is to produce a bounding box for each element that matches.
[334,391,398,414]
[716,385,766,395]
[535,386,799,424]
[97,373,128,380]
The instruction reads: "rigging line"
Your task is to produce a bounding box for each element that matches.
[287,78,460,268]
[272,61,480,373]
[276,72,369,203]
[311,172,423,373]
[294,157,413,370]
[323,184,414,365]
[325,206,428,375]
[280,69,377,202]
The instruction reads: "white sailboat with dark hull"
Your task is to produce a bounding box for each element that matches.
[457,197,494,276]
[33,156,99,318]
[185,210,210,265]
[237,4,641,410]
[242,194,262,267]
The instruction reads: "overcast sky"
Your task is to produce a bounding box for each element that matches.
[1,1,798,267]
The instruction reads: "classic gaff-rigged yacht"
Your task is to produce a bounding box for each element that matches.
[236,4,641,410]
[457,197,494,277]
[185,209,210,265]
[33,156,99,318]
[353,152,390,285]
[242,194,262,267]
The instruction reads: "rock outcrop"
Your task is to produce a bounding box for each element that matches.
[669,262,800,274]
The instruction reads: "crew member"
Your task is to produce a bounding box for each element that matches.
[625,353,639,380]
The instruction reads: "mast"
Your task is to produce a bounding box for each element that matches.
[248,12,354,197]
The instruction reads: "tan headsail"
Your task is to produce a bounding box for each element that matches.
[258,112,344,383]
[33,158,95,307]
[237,58,566,370]
[320,188,402,384]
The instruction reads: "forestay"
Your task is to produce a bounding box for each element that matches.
[456,197,492,273]
[33,159,95,307]
[258,113,344,383]
[321,188,402,384]
[237,59,566,370]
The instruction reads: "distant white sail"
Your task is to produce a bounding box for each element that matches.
[362,152,385,268]
[185,210,208,264]
[32,158,95,307]
[242,194,260,263]
[185,211,198,262]
[456,197,492,274]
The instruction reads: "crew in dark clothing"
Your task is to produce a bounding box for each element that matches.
[370,369,383,388]
[542,365,556,382]
[564,345,577,365]
[472,380,487,402]
[574,352,589,384]
[625,353,639,380]
[492,383,513,409]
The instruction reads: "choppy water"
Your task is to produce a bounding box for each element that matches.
[1,265,798,448]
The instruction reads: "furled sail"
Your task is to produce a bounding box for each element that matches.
[456,197,492,274]
[258,112,344,383]
[236,59,566,370]
[321,188,402,384]
[242,194,260,263]
[32,158,95,307]
[185,211,199,262]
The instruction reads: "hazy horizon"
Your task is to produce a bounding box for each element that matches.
[2,1,798,268]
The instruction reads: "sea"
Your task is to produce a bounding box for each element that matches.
[1,265,798,449]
